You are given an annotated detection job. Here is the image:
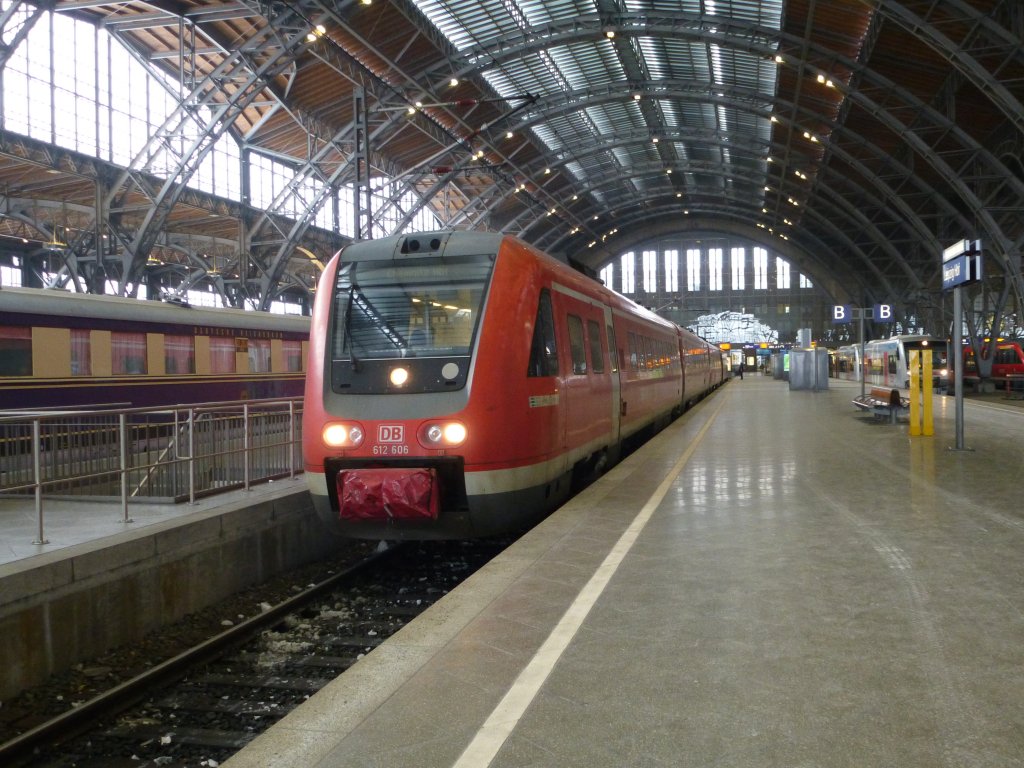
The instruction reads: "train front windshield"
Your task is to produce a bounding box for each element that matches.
[331,255,494,363]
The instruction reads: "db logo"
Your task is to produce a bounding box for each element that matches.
[377,425,405,443]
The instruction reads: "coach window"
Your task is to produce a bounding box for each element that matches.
[606,325,619,372]
[210,337,236,373]
[527,289,559,377]
[0,326,32,376]
[587,320,604,373]
[282,339,303,372]
[165,334,195,374]
[567,315,587,375]
[249,339,272,373]
[71,329,91,375]
[112,332,147,374]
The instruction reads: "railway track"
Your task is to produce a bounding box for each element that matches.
[1,538,510,767]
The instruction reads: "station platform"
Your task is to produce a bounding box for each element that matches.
[222,377,1024,768]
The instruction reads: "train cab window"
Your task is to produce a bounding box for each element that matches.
[249,339,271,373]
[527,289,559,377]
[606,325,618,372]
[112,332,147,375]
[567,315,587,375]
[587,320,604,373]
[210,337,236,374]
[283,339,303,372]
[0,326,32,376]
[332,254,493,363]
[71,329,91,375]
[996,346,1020,365]
[165,334,195,374]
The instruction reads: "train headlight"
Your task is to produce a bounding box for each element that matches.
[390,366,409,387]
[322,422,364,448]
[420,421,467,447]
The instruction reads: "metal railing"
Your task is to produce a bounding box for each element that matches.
[0,398,304,544]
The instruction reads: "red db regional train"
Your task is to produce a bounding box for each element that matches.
[303,230,725,539]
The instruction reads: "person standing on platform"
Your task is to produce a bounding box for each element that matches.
[737,362,744,380]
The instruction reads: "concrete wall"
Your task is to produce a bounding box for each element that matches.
[0,488,337,699]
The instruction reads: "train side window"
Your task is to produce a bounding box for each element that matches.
[606,324,618,372]
[283,339,303,372]
[527,289,559,377]
[0,326,32,376]
[165,334,196,374]
[587,320,604,373]
[249,339,271,373]
[567,315,587,375]
[71,329,91,375]
[112,332,147,375]
[628,332,638,370]
[210,337,237,373]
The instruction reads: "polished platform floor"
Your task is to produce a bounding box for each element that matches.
[0,476,307,567]
[217,376,1024,768]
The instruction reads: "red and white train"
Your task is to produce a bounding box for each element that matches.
[302,230,725,539]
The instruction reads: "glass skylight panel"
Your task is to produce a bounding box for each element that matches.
[642,37,711,82]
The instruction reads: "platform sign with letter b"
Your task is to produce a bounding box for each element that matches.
[831,304,852,323]
[874,303,892,321]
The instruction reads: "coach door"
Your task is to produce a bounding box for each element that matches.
[554,284,614,455]
[605,305,621,447]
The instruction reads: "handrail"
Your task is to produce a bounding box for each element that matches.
[0,397,305,546]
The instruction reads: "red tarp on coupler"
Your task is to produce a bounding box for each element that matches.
[337,468,440,520]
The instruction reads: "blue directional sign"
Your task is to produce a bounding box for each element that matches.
[943,254,982,289]
[831,304,852,323]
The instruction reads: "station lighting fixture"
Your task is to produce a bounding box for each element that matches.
[449,77,459,87]
[604,28,616,39]
[306,24,326,42]
[652,136,659,143]
[506,130,514,139]
[633,93,642,101]
[794,170,807,180]
[775,55,784,63]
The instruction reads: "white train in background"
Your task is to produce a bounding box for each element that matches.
[834,334,948,389]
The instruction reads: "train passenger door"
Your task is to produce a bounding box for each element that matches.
[605,306,621,448]
[554,285,614,454]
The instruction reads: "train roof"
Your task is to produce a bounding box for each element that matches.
[0,286,310,334]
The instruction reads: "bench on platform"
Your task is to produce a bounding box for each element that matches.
[852,386,909,422]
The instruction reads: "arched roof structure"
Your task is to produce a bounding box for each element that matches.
[0,0,1020,327]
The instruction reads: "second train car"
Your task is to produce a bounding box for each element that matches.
[303,230,725,540]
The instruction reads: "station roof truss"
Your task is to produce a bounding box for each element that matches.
[0,0,1021,319]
